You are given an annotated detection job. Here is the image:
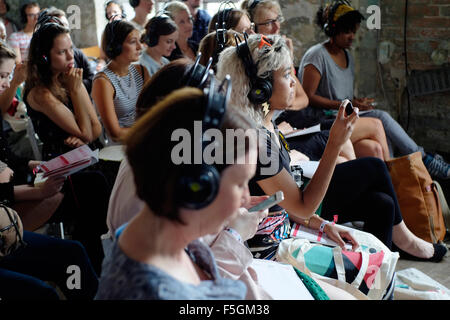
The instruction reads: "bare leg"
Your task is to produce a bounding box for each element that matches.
[392,221,434,259]
[351,118,390,160]
[337,139,356,164]
[12,192,64,231]
[353,139,384,160]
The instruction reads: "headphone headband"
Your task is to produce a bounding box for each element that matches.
[248,0,261,10]
[145,11,172,46]
[186,52,214,88]
[177,70,231,210]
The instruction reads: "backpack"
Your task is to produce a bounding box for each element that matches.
[0,202,26,258]
[386,152,447,243]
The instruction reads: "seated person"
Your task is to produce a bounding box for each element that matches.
[243,0,390,161]
[165,1,198,61]
[104,57,359,300]
[22,24,110,273]
[185,0,211,46]
[139,13,178,77]
[0,0,18,39]
[198,30,356,163]
[0,229,98,300]
[208,8,254,34]
[105,0,125,22]
[95,83,255,300]
[40,7,95,94]
[286,1,449,178]
[128,0,153,33]
[216,33,448,262]
[92,20,148,144]
[8,1,39,63]
[24,22,101,159]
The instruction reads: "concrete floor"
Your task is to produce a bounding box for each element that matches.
[395,236,450,289]
[393,175,450,296]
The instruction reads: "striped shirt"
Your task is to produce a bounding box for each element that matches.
[96,64,144,129]
[8,31,32,61]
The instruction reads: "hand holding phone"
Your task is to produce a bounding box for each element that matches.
[248,191,284,212]
[341,99,354,116]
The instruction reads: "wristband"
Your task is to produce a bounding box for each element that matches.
[319,220,330,233]
[225,227,243,243]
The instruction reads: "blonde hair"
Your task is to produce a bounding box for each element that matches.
[242,0,281,23]
[165,1,191,20]
[216,34,291,125]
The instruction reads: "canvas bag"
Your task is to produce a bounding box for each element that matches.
[433,180,450,233]
[385,152,446,243]
[276,225,399,300]
[0,202,26,258]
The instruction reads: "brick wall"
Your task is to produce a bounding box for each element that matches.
[280,0,450,154]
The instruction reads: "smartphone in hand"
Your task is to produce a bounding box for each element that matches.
[248,191,284,212]
[341,99,354,116]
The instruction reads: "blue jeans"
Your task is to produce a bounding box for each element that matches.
[280,107,425,158]
[0,231,98,300]
[359,109,425,158]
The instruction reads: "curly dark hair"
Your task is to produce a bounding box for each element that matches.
[315,1,365,37]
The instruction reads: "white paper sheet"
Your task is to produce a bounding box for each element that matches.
[251,259,314,300]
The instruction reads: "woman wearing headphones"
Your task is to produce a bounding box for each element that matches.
[8,1,39,63]
[139,14,178,77]
[241,0,308,114]
[24,22,101,158]
[293,0,450,177]
[92,20,149,144]
[165,1,197,61]
[129,0,154,32]
[216,34,447,262]
[24,22,110,274]
[95,83,255,300]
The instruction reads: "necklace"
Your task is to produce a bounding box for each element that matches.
[116,68,137,100]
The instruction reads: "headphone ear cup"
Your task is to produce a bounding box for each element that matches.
[147,25,158,47]
[177,164,220,210]
[107,43,122,58]
[130,0,140,8]
[248,78,272,105]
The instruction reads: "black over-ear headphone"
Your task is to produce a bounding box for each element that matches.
[145,11,171,47]
[33,19,66,65]
[235,33,272,105]
[215,0,235,52]
[248,0,261,10]
[323,0,350,36]
[186,52,214,88]
[129,0,140,8]
[176,75,232,210]
[105,20,123,58]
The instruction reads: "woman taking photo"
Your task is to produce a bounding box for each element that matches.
[295,0,450,177]
[216,34,447,262]
[242,0,391,161]
[92,20,149,144]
